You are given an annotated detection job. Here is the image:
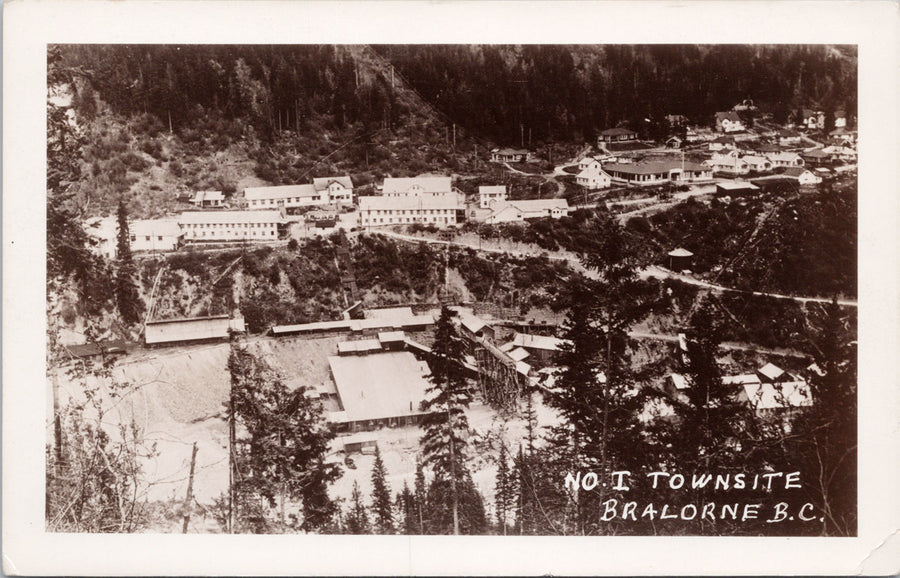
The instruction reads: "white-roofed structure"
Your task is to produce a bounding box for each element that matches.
[508,332,570,363]
[382,176,453,197]
[144,314,245,347]
[191,190,224,208]
[130,219,183,253]
[357,193,465,228]
[312,176,354,204]
[178,210,285,242]
[478,185,508,209]
[327,351,432,431]
[484,199,570,224]
[244,184,321,209]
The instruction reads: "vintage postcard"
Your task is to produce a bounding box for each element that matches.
[3,0,899,575]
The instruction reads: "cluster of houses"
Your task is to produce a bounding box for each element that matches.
[665,361,813,425]
[358,176,572,228]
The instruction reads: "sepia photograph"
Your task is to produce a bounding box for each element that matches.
[4,1,899,575]
[45,42,859,537]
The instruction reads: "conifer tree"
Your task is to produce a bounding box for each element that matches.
[226,343,340,533]
[395,481,416,535]
[413,458,427,534]
[344,481,370,534]
[369,445,394,534]
[493,441,515,534]
[657,299,761,534]
[419,306,478,535]
[114,200,143,325]
[786,299,857,536]
[545,214,655,535]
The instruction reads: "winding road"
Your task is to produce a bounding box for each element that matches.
[375,229,858,308]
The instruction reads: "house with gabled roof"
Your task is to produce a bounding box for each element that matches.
[382,176,454,197]
[484,199,570,224]
[313,176,354,204]
[576,162,612,190]
[782,167,823,185]
[715,111,745,133]
[764,151,804,168]
[191,190,225,208]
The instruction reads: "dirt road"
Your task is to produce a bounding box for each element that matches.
[376,229,858,308]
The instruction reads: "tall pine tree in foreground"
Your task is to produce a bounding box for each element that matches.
[369,445,394,534]
[493,441,516,535]
[545,213,655,535]
[419,306,486,534]
[785,299,857,536]
[114,200,143,325]
[344,481,370,534]
[225,342,340,533]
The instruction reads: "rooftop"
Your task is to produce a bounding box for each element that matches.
[601,127,637,136]
[511,333,569,352]
[743,381,812,410]
[716,181,760,191]
[328,351,432,423]
[312,176,353,191]
[604,160,711,175]
[358,194,463,212]
[244,184,318,201]
[144,315,244,345]
[382,176,453,195]
[178,210,284,225]
[131,219,182,237]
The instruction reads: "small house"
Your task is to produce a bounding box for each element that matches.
[715,112,746,133]
[191,190,225,208]
[598,127,638,144]
[782,167,822,185]
[490,148,532,163]
[576,163,612,190]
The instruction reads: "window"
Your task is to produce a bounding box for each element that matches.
[145,236,151,241]
[130,235,136,242]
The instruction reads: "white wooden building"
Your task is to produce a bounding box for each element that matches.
[381,176,453,197]
[478,185,508,209]
[358,194,464,228]
[178,210,285,242]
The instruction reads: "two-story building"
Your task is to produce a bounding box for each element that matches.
[312,176,354,204]
[576,161,613,190]
[478,185,508,209]
[178,210,286,242]
[358,194,465,228]
[381,176,454,197]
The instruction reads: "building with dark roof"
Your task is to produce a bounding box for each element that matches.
[603,159,713,185]
[599,127,638,144]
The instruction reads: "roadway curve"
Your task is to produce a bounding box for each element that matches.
[374,229,858,308]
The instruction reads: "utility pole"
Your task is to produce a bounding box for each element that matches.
[520,124,525,149]
[452,123,456,152]
[182,442,198,533]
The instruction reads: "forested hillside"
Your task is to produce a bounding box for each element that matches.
[375,45,858,144]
